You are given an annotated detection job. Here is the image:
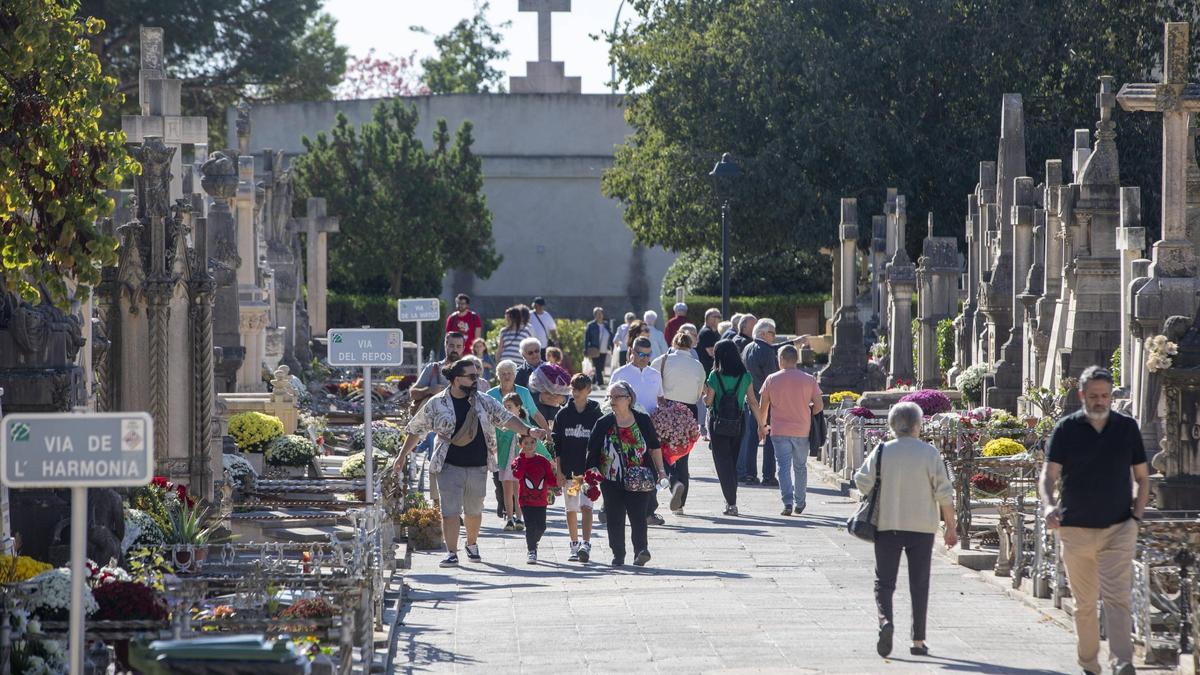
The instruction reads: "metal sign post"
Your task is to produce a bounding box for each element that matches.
[1,411,154,674]
[398,298,440,377]
[325,328,402,668]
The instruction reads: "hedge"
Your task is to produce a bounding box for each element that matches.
[659,293,829,334]
[327,291,445,352]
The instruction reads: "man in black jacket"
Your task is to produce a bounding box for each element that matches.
[554,374,604,562]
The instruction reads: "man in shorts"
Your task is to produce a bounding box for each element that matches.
[553,374,604,562]
[399,359,550,567]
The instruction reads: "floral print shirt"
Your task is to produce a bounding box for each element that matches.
[405,391,516,473]
[585,411,661,483]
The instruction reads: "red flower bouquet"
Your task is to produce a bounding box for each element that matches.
[583,468,603,501]
[651,402,699,465]
[92,581,168,621]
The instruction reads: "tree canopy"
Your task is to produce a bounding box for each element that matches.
[1,0,139,308]
[603,0,1193,259]
[413,1,510,94]
[81,0,346,146]
[290,100,500,298]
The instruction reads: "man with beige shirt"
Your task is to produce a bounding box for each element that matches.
[1039,366,1148,675]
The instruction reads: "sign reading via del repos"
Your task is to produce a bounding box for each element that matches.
[397,298,440,322]
[326,328,405,367]
[0,412,155,488]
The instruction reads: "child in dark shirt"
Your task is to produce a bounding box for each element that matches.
[511,433,558,563]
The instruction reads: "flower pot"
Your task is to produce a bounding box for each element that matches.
[245,452,265,475]
[408,524,443,550]
[170,546,208,571]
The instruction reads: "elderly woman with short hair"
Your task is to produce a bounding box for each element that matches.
[855,402,958,659]
[487,359,550,524]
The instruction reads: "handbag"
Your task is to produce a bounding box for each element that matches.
[622,463,657,492]
[847,446,883,542]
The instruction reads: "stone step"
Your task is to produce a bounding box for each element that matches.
[264,525,357,543]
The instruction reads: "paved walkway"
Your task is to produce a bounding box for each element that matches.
[394,440,1115,673]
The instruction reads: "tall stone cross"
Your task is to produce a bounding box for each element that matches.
[510,0,581,94]
[1117,22,1200,278]
[121,27,208,203]
[295,198,340,336]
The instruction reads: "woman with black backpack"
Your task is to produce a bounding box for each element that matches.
[703,339,764,515]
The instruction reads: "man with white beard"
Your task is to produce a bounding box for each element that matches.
[1038,366,1150,675]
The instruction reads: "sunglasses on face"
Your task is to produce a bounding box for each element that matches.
[635,351,651,358]
[524,349,539,355]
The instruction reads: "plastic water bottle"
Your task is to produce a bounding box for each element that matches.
[658,478,671,491]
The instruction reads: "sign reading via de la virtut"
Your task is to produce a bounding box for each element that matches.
[326,328,405,367]
[0,412,155,488]
[397,298,440,322]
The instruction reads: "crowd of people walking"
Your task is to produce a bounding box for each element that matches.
[407,294,1148,671]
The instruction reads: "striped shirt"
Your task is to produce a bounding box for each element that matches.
[498,327,533,361]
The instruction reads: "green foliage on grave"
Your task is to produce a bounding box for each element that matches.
[937,318,955,377]
[1111,346,1122,387]
[82,0,347,147]
[604,0,1183,256]
[0,0,139,310]
[292,100,501,299]
[414,1,511,94]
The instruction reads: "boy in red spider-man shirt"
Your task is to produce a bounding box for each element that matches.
[511,433,558,564]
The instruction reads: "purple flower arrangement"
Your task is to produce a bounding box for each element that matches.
[847,406,875,419]
[899,389,953,416]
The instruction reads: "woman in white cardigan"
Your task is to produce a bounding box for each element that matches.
[855,401,958,659]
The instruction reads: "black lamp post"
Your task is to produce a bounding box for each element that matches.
[709,152,742,318]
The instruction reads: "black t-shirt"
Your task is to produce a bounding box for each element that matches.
[1046,410,1147,528]
[445,394,488,467]
[515,361,537,389]
[697,326,719,373]
[553,399,603,477]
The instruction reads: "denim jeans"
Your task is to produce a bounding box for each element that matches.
[737,406,775,480]
[771,436,809,509]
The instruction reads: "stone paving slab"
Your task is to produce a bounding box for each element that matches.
[393,440,1166,673]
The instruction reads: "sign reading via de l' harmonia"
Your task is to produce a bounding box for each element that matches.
[0,412,155,488]
[326,328,405,367]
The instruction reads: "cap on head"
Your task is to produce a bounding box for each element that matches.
[532,296,546,306]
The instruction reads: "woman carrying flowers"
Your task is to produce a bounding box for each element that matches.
[650,332,706,514]
[585,381,668,567]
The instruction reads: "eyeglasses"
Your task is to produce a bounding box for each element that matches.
[635,351,651,358]
[523,350,539,356]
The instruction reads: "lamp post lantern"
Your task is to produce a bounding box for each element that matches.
[709,152,742,317]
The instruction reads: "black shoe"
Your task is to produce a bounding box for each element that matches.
[611,557,625,567]
[762,477,779,487]
[741,475,760,485]
[877,622,893,657]
[781,505,793,516]
[909,645,928,656]
[633,550,651,566]
[795,504,806,515]
[646,513,665,526]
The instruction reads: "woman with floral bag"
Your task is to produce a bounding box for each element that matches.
[585,381,668,567]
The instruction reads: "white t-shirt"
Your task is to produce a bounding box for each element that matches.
[610,363,664,414]
[529,310,557,347]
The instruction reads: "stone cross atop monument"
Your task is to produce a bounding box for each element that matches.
[121,27,208,203]
[510,0,582,94]
[1117,22,1200,278]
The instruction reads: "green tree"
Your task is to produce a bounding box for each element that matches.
[291,99,501,298]
[604,0,1189,258]
[1,0,139,308]
[413,1,510,94]
[81,0,347,146]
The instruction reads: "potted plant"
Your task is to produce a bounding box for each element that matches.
[398,506,443,550]
[162,501,223,568]
[265,434,319,477]
[228,411,285,473]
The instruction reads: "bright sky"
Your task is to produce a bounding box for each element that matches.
[323,0,635,94]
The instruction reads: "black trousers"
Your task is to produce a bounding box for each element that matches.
[667,453,690,508]
[591,356,607,384]
[874,530,935,641]
[523,506,547,552]
[710,432,740,506]
[600,481,650,559]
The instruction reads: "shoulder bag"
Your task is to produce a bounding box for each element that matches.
[847,446,882,542]
[619,421,656,492]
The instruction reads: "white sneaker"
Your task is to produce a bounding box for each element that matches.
[578,541,591,563]
[527,549,538,564]
[568,541,580,561]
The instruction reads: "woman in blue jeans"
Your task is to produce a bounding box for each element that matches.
[854,402,958,658]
